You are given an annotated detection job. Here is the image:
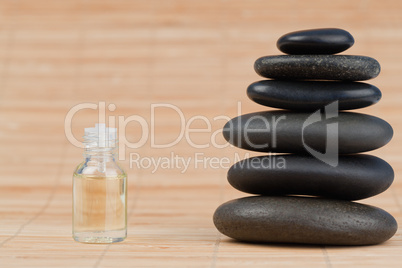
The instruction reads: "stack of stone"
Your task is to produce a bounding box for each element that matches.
[213,28,397,245]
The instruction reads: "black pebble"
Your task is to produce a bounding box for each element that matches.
[213,196,398,245]
[228,154,394,200]
[254,55,380,81]
[222,111,393,154]
[247,80,381,111]
[277,28,354,55]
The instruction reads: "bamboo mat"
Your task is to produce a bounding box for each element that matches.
[0,0,402,267]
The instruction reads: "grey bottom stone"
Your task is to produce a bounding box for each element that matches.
[213,196,397,245]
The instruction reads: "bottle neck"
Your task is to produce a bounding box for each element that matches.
[83,130,118,161]
[83,147,117,160]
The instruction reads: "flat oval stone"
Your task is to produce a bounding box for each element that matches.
[213,196,398,245]
[277,28,354,55]
[228,154,394,200]
[247,80,381,111]
[254,55,380,81]
[222,111,393,154]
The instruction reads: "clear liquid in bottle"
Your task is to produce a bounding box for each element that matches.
[73,174,127,243]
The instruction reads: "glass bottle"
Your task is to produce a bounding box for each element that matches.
[73,123,127,243]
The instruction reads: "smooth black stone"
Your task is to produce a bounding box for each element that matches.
[277,28,354,55]
[228,154,394,200]
[213,196,398,245]
[254,55,380,81]
[222,111,393,154]
[247,80,381,111]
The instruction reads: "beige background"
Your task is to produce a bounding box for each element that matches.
[0,0,401,267]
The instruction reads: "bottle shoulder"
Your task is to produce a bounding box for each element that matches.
[74,159,126,177]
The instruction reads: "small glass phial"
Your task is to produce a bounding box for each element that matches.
[73,124,127,243]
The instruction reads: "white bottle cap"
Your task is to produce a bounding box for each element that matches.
[85,123,117,148]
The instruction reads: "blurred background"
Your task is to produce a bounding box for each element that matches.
[0,0,401,267]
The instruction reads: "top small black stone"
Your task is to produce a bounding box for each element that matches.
[277,28,354,55]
